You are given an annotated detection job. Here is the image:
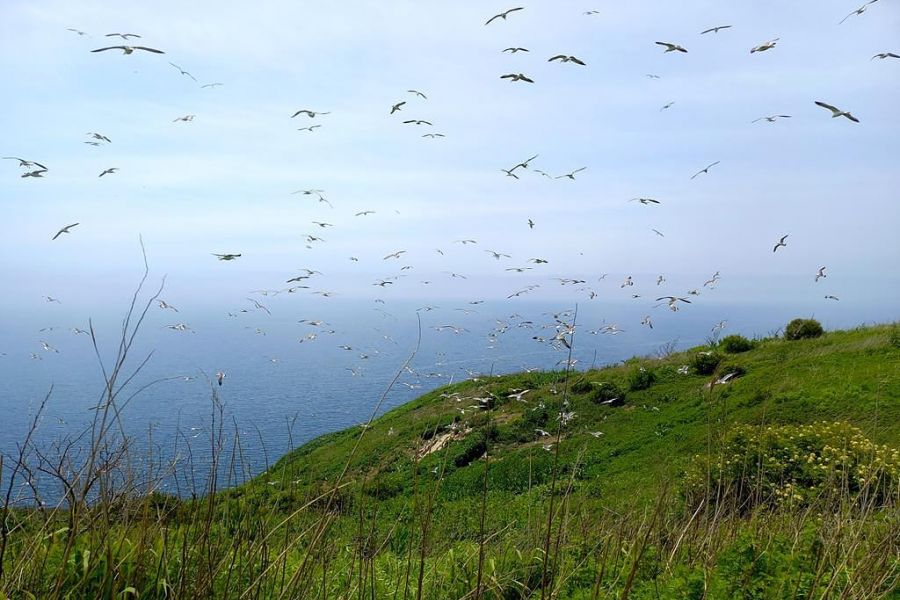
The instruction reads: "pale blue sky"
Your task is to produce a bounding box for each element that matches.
[1,0,898,315]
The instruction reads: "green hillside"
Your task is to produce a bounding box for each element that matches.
[2,323,898,599]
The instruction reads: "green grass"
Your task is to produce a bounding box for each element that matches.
[1,323,898,598]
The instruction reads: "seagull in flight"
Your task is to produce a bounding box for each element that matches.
[660,101,675,111]
[291,109,330,118]
[815,101,859,123]
[297,125,322,132]
[384,250,406,260]
[51,223,79,240]
[556,167,587,180]
[652,229,664,237]
[390,101,406,114]
[422,133,445,138]
[201,82,224,88]
[824,295,840,301]
[871,52,899,60]
[485,250,511,260]
[690,161,720,180]
[173,114,195,122]
[86,132,111,143]
[645,74,661,79]
[105,32,141,40]
[158,299,178,311]
[503,47,529,53]
[485,7,524,25]
[840,0,879,24]
[750,38,779,53]
[403,119,432,126]
[548,55,586,65]
[91,45,164,54]
[528,219,535,229]
[815,267,827,282]
[655,41,688,53]
[216,371,226,386]
[700,25,732,34]
[67,28,88,36]
[212,253,241,260]
[772,235,789,253]
[408,89,427,99]
[169,62,197,81]
[630,197,660,205]
[500,73,534,83]
[752,114,791,123]
[98,167,118,177]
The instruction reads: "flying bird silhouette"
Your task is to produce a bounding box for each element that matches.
[51,223,79,240]
[485,7,524,25]
[772,235,789,252]
[815,101,859,123]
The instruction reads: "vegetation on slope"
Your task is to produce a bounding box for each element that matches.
[1,322,898,599]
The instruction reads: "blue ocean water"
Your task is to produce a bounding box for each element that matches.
[0,297,894,503]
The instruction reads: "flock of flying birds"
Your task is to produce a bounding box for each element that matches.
[4,2,894,385]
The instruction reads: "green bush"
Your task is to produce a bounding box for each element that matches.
[784,318,824,340]
[587,381,626,405]
[719,334,754,353]
[627,366,657,391]
[570,378,594,395]
[690,351,722,375]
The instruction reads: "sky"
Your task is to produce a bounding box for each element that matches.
[1,0,899,315]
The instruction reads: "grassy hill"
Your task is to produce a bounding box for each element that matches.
[2,322,898,599]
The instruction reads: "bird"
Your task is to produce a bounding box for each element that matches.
[215,371,226,386]
[22,167,49,178]
[485,7,524,25]
[655,41,687,53]
[630,197,660,205]
[86,132,111,143]
[645,74,661,79]
[690,161,720,180]
[297,125,322,132]
[656,296,692,311]
[403,119,432,126]
[383,250,406,260]
[815,101,859,122]
[51,223,79,240]
[390,101,406,114]
[500,73,534,83]
[422,133,445,138]
[91,45,164,54]
[871,52,899,60]
[98,168,118,177]
[752,115,792,123]
[485,250,511,260]
[660,101,675,111]
[172,114,195,122]
[641,316,653,329]
[652,229,665,237]
[840,0,879,24]
[556,167,586,180]
[105,33,141,40]
[772,235,789,252]
[700,25,732,34]
[3,157,43,168]
[503,47,529,53]
[815,267,827,282]
[44,296,61,303]
[407,89,427,99]
[355,211,375,216]
[535,428,550,437]
[212,253,241,260]
[621,276,633,288]
[200,82,224,88]
[66,28,88,36]
[750,38,779,53]
[527,219,535,229]
[548,55,586,65]
[825,295,840,301]
[169,62,197,81]
[158,299,178,311]
[291,109,330,118]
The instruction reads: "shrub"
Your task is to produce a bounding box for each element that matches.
[588,381,625,405]
[684,422,900,512]
[690,351,722,375]
[719,334,754,353]
[627,366,657,391]
[570,378,594,395]
[889,326,900,349]
[784,318,823,340]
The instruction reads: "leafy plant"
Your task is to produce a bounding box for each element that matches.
[785,318,824,340]
[720,334,754,353]
[690,351,722,375]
